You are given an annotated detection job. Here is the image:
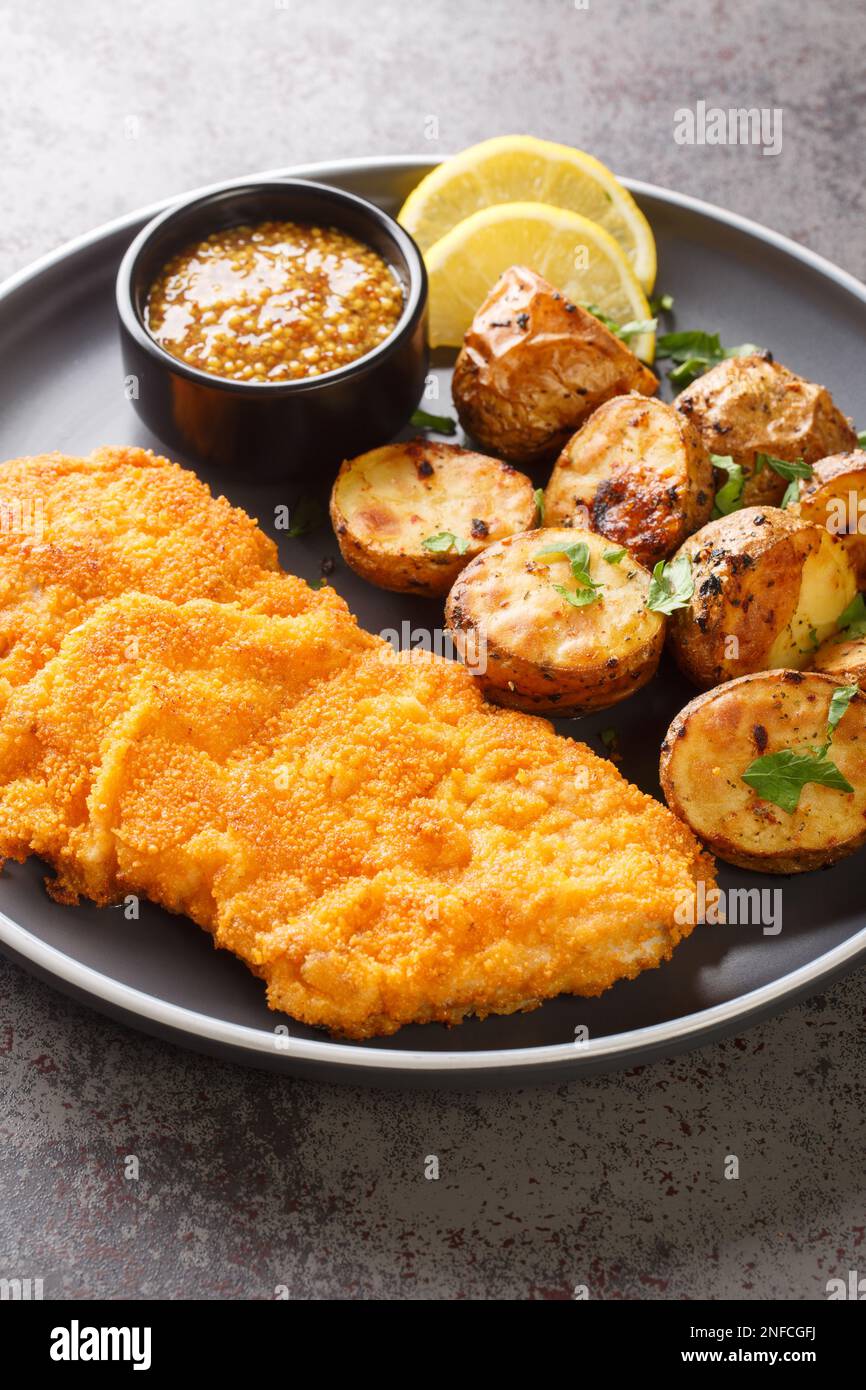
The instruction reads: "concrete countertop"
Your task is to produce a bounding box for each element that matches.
[0,0,863,1299]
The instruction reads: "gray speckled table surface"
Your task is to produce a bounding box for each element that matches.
[1,0,864,1301]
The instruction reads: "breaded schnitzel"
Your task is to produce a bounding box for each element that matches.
[0,446,338,710]
[0,592,713,1037]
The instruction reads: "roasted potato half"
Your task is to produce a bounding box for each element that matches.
[660,670,866,873]
[544,394,714,567]
[667,507,857,688]
[330,440,537,596]
[810,629,866,686]
[451,265,658,466]
[791,452,866,586]
[676,355,857,508]
[444,526,664,714]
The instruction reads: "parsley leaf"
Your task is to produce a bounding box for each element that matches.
[742,681,860,813]
[534,541,593,583]
[616,317,658,341]
[655,332,764,388]
[857,430,866,449]
[286,496,325,537]
[754,453,812,482]
[422,531,469,554]
[711,454,745,517]
[603,547,627,564]
[649,292,674,315]
[836,593,866,639]
[534,541,603,607]
[646,554,694,614]
[410,408,458,435]
[742,748,854,815]
[827,683,860,736]
[779,479,800,510]
[552,582,601,608]
[533,488,545,524]
[579,303,657,342]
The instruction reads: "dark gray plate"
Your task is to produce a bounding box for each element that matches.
[1,156,865,1087]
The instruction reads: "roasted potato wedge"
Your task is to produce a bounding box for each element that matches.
[791,451,866,586]
[810,629,866,686]
[544,394,714,567]
[330,439,537,596]
[676,355,857,508]
[444,526,664,714]
[667,507,857,688]
[451,265,658,466]
[660,670,866,873]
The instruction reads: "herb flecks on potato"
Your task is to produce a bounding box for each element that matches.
[544,394,713,567]
[675,355,857,509]
[666,507,857,688]
[660,670,866,873]
[445,526,664,715]
[451,266,658,466]
[329,439,537,596]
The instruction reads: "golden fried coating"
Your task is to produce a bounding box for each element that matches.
[0,592,712,1037]
[0,446,337,710]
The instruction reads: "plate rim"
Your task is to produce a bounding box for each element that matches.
[1,154,865,1078]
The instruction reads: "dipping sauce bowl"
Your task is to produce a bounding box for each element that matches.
[116,179,429,479]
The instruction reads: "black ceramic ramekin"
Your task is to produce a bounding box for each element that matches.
[116,178,428,479]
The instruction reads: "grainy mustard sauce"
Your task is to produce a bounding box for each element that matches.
[146,220,404,383]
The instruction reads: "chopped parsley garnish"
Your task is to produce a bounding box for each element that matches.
[711,454,745,517]
[779,480,799,509]
[742,683,859,813]
[836,593,866,638]
[534,541,603,608]
[286,496,325,537]
[410,408,458,435]
[599,727,622,761]
[422,531,469,554]
[857,430,866,449]
[646,554,694,613]
[649,292,674,315]
[579,303,656,342]
[828,683,860,735]
[654,331,764,387]
[616,317,658,341]
[741,747,854,814]
[552,581,601,608]
[603,547,627,564]
[754,453,812,482]
[534,488,545,523]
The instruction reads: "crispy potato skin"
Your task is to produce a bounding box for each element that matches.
[792,452,866,587]
[667,507,857,688]
[544,394,714,567]
[660,670,866,873]
[445,526,665,714]
[330,439,537,596]
[676,355,857,508]
[810,630,866,686]
[451,266,658,466]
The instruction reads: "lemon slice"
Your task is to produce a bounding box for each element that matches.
[400,135,656,292]
[424,201,656,360]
